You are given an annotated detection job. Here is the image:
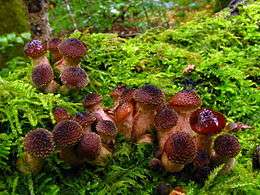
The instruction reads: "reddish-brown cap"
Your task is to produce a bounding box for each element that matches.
[164,131,196,164]
[53,120,83,148]
[61,67,89,89]
[32,64,54,88]
[53,107,70,123]
[154,106,178,131]
[24,40,47,58]
[110,85,128,100]
[169,90,201,113]
[133,85,164,105]
[190,108,226,135]
[114,102,133,122]
[83,93,102,108]
[76,132,101,160]
[48,38,62,52]
[73,112,96,129]
[58,38,86,59]
[24,128,55,158]
[213,134,240,158]
[96,120,117,138]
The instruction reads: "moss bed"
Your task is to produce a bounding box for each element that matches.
[0,2,259,195]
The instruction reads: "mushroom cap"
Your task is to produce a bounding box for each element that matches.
[61,67,89,89]
[53,107,70,123]
[83,93,102,108]
[213,134,240,158]
[77,132,101,160]
[24,40,47,58]
[114,102,133,122]
[24,128,55,158]
[164,131,196,164]
[169,90,201,113]
[48,38,62,52]
[133,85,164,105]
[58,38,86,59]
[53,120,83,148]
[110,85,128,100]
[190,108,226,135]
[154,106,178,131]
[96,120,117,137]
[73,112,96,128]
[32,64,54,88]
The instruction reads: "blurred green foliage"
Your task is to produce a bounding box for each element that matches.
[0,2,259,194]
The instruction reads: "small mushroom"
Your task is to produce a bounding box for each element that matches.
[17,128,55,173]
[132,85,165,142]
[24,40,49,66]
[60,67,89,90]
[53,120,83,149]
[32,63,58,93]
[190,108,226,156]
[83,93,113,122]
[96,120,117,147]
[169,90,201,136]
[211,134,240,174]
[53,107,71,123]
[154,105,178,150]
[57,38,86,71]
[72,112,96,133]
[161,131,196,172]
[77,132,111,166]
[48,38,62,63]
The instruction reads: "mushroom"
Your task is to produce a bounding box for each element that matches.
[211,134,240,174]
[96,120,117,147]
[48,38,62,63]
[154,105,178,150]
[24,40,49,66]
[52,120,83,149]
[83,93,113,122]
[17,128,55,173]
[190,108,226,156]
[114,88,136,139]
[57,38,86,72]
[60,67,89,90]
[132,85,165,142]
[76,132,111,166]
[110,85,128,111]
[168,90,202,136]
[161,131,196,172]
[72,112,96,133]
[53,107,71,123]
[32,63,59,93]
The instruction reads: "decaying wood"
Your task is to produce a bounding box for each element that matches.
[23,0,51,42]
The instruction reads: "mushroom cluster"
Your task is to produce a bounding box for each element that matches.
[18,84,241,179]
[24,38,89,92]
[108,86,241,177]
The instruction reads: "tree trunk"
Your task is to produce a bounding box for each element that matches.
[23,0,51,42]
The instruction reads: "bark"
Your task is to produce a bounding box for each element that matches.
[23,0,51,42]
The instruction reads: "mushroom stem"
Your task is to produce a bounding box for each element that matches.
[17,153,43,174]
[161,152,184,172]
[175,112,195,136]
[59,147,85,166]
[196,134,213,155]
[93,144,112,166]
[90,104,113,122]
[132,103,156,141]
[32,56,49,66]
[43,80,59,93]
[219,158,236,175]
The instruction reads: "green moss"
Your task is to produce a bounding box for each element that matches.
[0,2,259,194]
